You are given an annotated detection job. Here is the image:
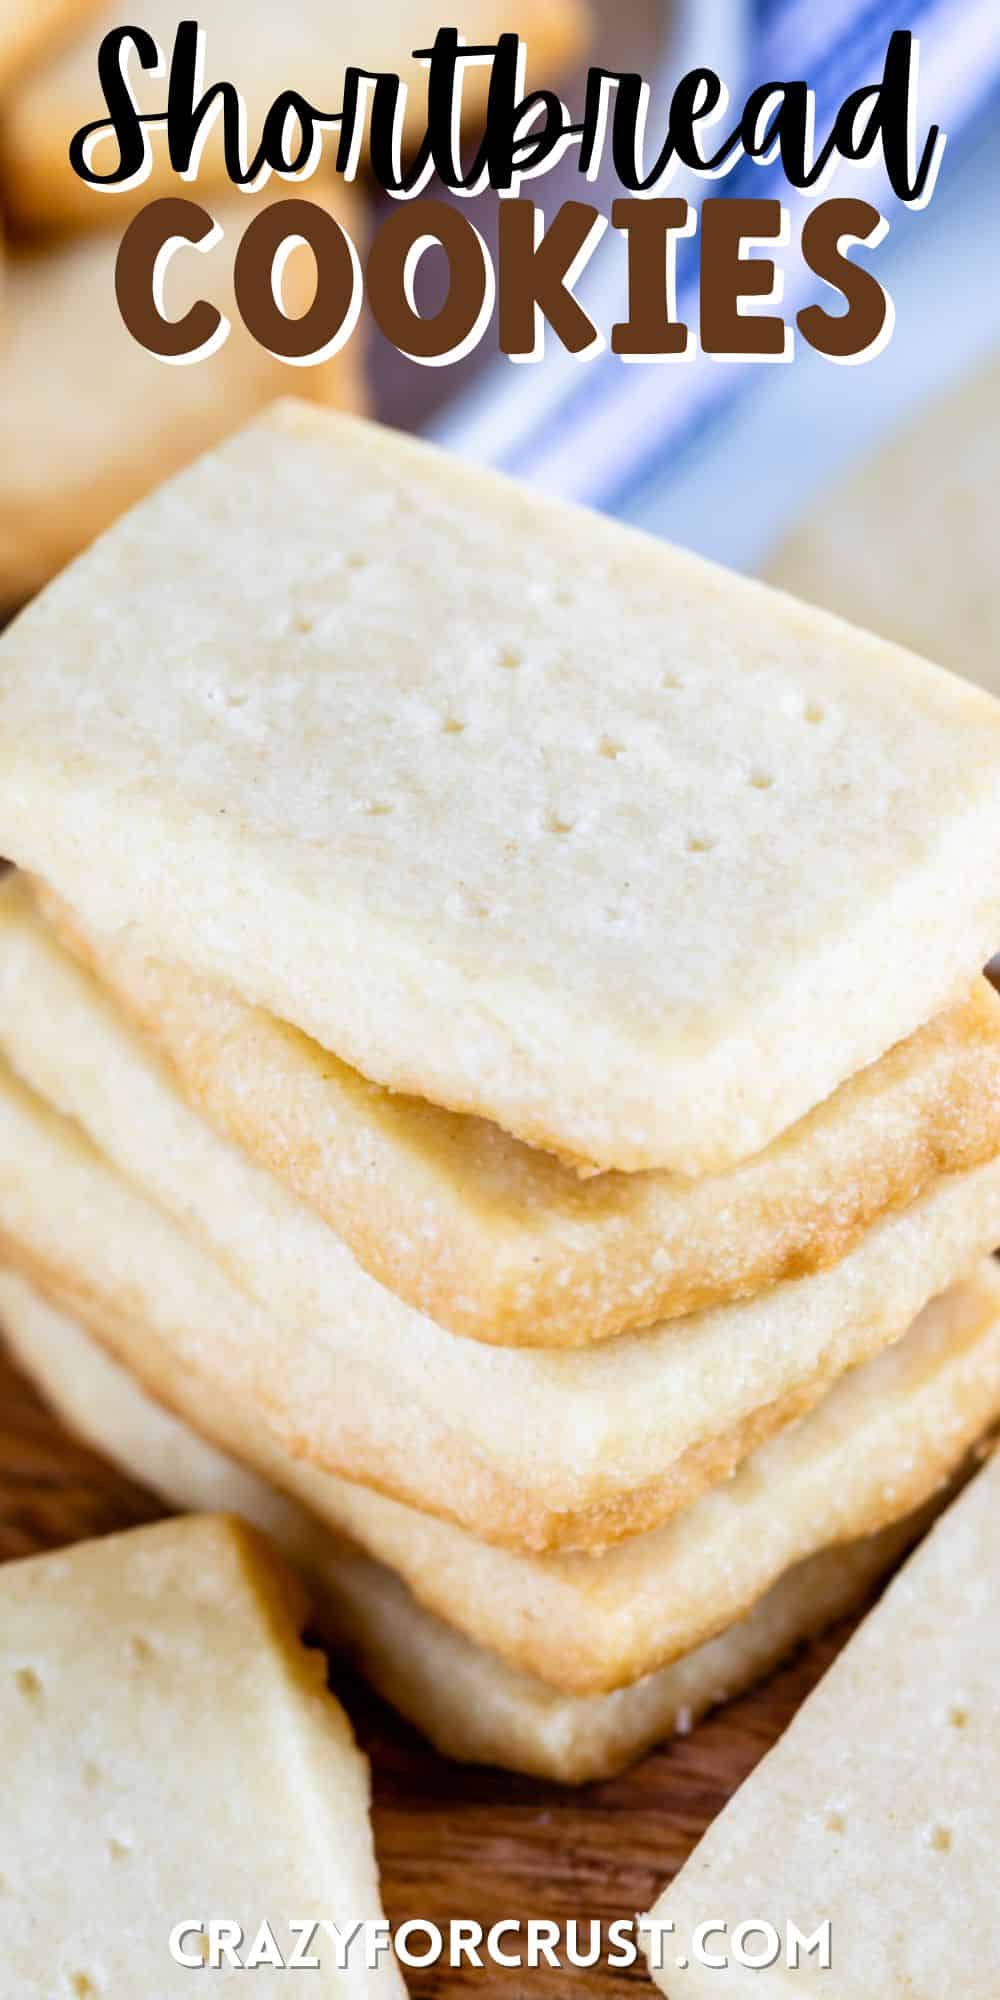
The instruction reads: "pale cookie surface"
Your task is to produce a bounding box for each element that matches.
[768,354,1000,697]
[0,191,363,609]
[1,0,588,225]
[0,1271,939,1786]
[2,404,1000,1172]
[648,1448,1000,1997]
[2,968,1000,1555]
[40,880,1000,1347]
[0,1509,404,1994]
[0,0,100,90]
[0,892,996,1704]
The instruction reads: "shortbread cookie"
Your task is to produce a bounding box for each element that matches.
[768,354,1000,696]
[0,0,99,91]
[2,405,1000,1174]
[1,0,588,228]
[0,1270,940,1786]
[648,1446,1000,1997]
[2,991,1000,1555]
[2,1133,996,1698]
[38,879,1000,1347]
[0,191,364,609]
[0,1507,404,1995]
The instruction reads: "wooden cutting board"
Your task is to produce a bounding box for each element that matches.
[0,1338,865,1997]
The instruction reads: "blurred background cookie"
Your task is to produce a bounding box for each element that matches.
[0,0,103,93]
[0,183,365,608]
[767,354,1000,697]
[0,0,589,229]
[0,0,590,611]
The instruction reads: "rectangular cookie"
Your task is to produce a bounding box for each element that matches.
[3,919,1000,1555]
[0,1505,403,1995]
[37,877,1000,1348]
[2,403,1000,1173]
[647,1446,1000,1995]
[0,1269,945,1788]
[5,1237,998,1696]
[2,0,589,226]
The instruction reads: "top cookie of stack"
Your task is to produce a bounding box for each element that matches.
[3,399,1000,1301]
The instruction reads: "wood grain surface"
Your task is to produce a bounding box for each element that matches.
[0,1338,868,1996]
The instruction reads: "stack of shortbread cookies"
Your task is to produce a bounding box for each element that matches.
[2,401,1000,1782]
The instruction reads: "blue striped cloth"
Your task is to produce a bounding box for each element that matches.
[432,0,1000,514]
